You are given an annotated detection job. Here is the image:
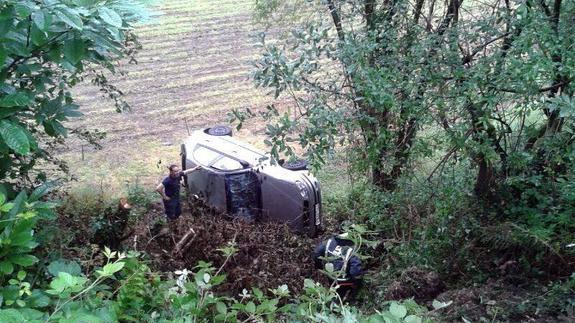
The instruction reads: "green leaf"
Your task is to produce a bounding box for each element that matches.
[404,315,422,323]
[10,231,34,248]
[25,128,40,151]
[210,273,226,286]
[63,38,86,65]
[0,261,14,275]
[49,272,86,294]
[94,307,116,322]
[29,182,55,202]
[84,30,122,55]
[0,309,26,323]
[367,315,385,323]
[4,40,30,57]
[30,25,48,47]
[47,46,62,63]
[0,106,22,119]
[60,272,76,287]
[8,191,27,219]
[32,11,46,30]
[0,202,14,212]
[0,15,11,35]
[245,301,256,314]
[214,313,227,321]
[19,308,43,320]
[0,49,6,68]
[98,8,123,28]
[43,120,67,137]
[0,120,30,155]
[55,7,83,30]
[216,301,227,315]
[325,262,334,273]
[0,93,33,108]
[47,259,82,277]
[9,255,38,267]
[27,290,50,308]
[389,302,407,319]
[102,261,125,276]
[252,287,263,299]
[14,4,32,18]
[48,277,66,293]
[62,104,83,118]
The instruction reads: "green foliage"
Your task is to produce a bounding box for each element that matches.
[250,0,575,306]
[249,0,575,194]
[125,178,155,222]
[113,255,164,322]
[538,273,575,317]
[293,279,429,323]
[0,181,432,322]
[0,186,55,309]
[0,0,149,188]
[47,259,82,277]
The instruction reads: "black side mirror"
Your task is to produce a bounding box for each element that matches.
[239,160,250,169]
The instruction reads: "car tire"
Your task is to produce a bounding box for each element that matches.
[205,125,233,136]
[180,144,188,187]
[282,159,308,171]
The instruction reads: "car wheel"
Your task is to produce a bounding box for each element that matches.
[205,125,233,136]
[282,159,308,171]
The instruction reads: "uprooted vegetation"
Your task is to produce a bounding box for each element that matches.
[49,189,331,297]
[45,181,574,322]
[131,199,328,296]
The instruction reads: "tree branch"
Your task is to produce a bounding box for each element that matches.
[326,0,345,42]
[462,32,511,64]
[495,80,571,94]
[413,0,425,24]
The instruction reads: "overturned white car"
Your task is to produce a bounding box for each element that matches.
[180,126,322,236]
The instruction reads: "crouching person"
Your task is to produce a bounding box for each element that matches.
[313,233,363,300]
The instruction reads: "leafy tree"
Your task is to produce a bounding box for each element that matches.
[250,0,575,197]
[0,0,148,190]
[250,0,575,277]
[249,0,458,190]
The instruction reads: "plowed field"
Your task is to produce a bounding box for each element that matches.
[63,0,273,190]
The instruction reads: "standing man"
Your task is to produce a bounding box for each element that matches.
[156,164,201,220]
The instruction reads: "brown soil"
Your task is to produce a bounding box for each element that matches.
[432,278,575,322]
[127,197,329,296]
[384,267,445,303]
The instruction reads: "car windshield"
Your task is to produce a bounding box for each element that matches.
[193,146,244,171]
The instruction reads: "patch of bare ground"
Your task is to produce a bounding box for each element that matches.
[432,279,575,322]
[128,198,329,296]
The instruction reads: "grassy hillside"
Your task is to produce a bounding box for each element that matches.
[62,0,274,193]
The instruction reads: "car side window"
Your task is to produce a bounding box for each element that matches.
[193,146,243,171]
[193,146,219,166]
